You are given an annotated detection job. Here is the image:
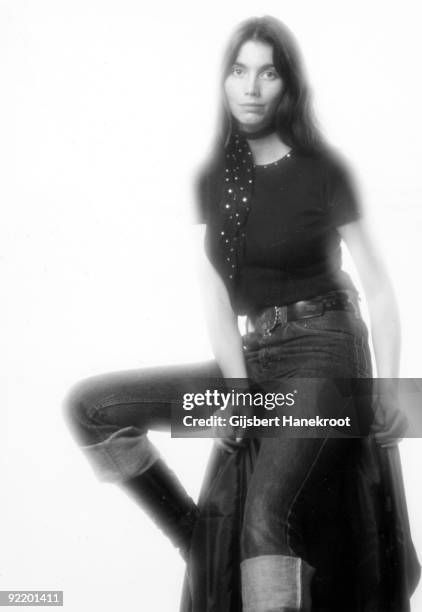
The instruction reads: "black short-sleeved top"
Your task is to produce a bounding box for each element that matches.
[195,148,361,316]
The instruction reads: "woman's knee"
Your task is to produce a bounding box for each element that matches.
[62,375,105,441]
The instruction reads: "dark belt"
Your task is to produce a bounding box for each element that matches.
[248,292,359,338]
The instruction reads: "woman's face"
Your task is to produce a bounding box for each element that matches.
[224,39,283,133]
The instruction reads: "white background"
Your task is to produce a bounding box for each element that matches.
[2,0,422,610]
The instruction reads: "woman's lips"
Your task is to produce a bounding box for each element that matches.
[240,104,265,113]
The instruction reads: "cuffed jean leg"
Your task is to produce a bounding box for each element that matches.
[240,435,358,611]
[79,427,161,483]
[63,361,221,483]
[239,438,322,612]
[63,374,162,482]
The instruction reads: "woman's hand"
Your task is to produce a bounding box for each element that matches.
[371,400,409,447]
[370,379,409,447]
[211,401,249,453]
[213,434,245,453]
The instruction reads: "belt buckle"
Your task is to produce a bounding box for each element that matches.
[275,306,287,327]
[260,306,286,338]
[260,307,277,338]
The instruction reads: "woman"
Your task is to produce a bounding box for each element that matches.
[64,16,418,611]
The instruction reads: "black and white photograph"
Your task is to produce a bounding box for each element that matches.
[3,1,422,610]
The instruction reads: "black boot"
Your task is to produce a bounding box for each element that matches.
[119,458,199,561]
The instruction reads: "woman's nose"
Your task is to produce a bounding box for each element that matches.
[244,75,259,97]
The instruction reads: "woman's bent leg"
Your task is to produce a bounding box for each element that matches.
[63,360,222,557]
[63,360,221,482]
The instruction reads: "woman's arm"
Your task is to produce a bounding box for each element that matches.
[196,227,249,450]
[338,218,400,378]
[339,218,407,444]
[196,228,248,381]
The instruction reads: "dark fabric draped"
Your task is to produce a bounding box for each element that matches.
[179,439,420,612]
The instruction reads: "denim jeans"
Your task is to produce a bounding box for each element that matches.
[64,290,373,611]
[238,299,373,610]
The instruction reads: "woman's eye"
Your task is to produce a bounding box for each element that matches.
[261,70,278,80]
[231,65,244,77]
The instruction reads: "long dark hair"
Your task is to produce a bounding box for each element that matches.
[215,15,324,153]
[201,17,325,289]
